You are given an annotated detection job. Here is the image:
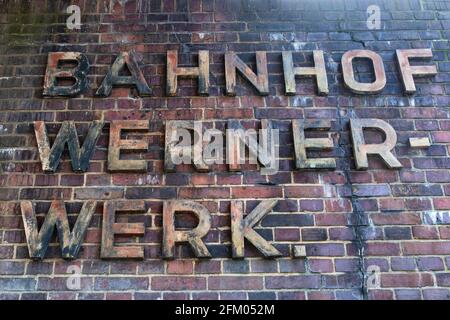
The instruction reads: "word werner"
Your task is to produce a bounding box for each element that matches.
[42,48,437,97]
[34,118,403,175]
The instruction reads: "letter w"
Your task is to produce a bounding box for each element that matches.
[20,200,96,259]
[34,121,104,172]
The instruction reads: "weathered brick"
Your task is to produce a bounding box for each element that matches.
[402,242,450,255]
[417,257,445,271]
[265,275,320,289]
[0,278,36,291]
[391,257,416,271]
[423,289,450,300]
[152,276,206,291]
[395,289,422,300]
[37,277,92,291]
[436,273,450,287]
[352,184,391,197]
[231,186,282,198]
[208,276,263,290]
[0,261,25,275]
[381,273,434,288]
[167,260,194,274]
[94,277,149,291]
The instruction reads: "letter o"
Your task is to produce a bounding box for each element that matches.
[341,50,386,94]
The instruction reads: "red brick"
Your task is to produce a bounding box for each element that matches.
[366,243,401,256]
[368,290,394,300]
[402,242,450,255]
[180,187,230,199]
[307,291,335,300]
[106,293,132,300]
[379,199,405,211]
[436,273,450,287]
[208,276,263,290]
[432,132,450,143]
[191,174,215,185]
[381,273,434,288]
[370,213,421,225]
[325,199,352,212]
[439,226,450,239]
[167,260,194,274]
[274,228,300,241]
[285,186,326,198]
[308,259,334,273]
[412,226,439,239]
[60,174,84,186]
[434,198,450,210]
[151,276,206,291]
[194,260,222,274]
[231,186,282,198]
[265,275,320,289]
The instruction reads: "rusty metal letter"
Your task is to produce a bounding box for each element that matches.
[108,120,149,172]
[225,51,269,96]
[96,51,152,97]
[163,201,211,259]
[21,200,96,259]
[226,120,275,172]
[341,50,386,94]
[43,52,89,97]
[396,49,437,94]
[282,51,328,95]
[101,201,145,259]
[292,119,336,169]
[350,118,403,170]
[231,200,282,258]
[34,121,104,173]
[164,121,209,172]
[166,50,209,96]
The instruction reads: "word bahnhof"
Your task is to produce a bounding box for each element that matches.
[43,48,437,97]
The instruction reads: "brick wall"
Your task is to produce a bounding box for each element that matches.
[0,0,449,300]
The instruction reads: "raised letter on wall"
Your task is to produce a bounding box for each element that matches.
[225,51,269,96]
[108,120,149,172]
[34,121,104,173]
[350,118,403,170]
[282,50,328,95]
[231,200,282,258]
[21,200,96,259]
[341,50,386,94]
[396,49,437,94]
[43,52,89,97]
[101,201,146,259]
[96,51,152,97]
[163,201,211,259]
[166,50,210,96]
[292,119,336,169]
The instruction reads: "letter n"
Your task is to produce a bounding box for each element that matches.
[34,120,104,172]
[20,200,96,259]
[225,51,269,96]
